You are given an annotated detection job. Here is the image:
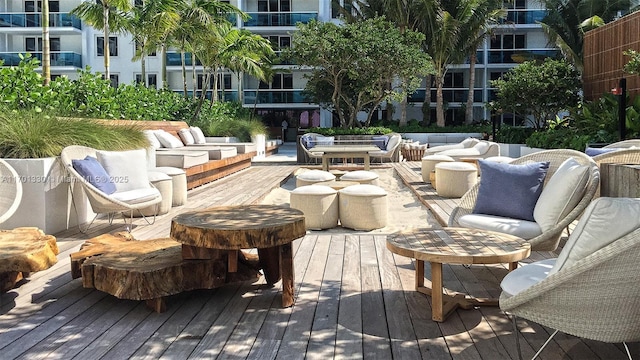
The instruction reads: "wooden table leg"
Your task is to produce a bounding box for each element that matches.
[280,242,295,307]
[322,156,329,171]
[431,262,444,322]
[258,246,281,285]
[415,259,424,290]
[364,154,370,170]
[227,250,238,272]
[509,261,518,271]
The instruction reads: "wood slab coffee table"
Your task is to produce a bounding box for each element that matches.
[171,205,306,307]
[387,227,530,322]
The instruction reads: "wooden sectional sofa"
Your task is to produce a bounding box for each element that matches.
[104,120,280,190]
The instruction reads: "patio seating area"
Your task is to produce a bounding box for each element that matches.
[1,153,639,359]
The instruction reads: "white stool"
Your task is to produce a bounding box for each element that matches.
[296,169,336,187]
[484,156,515,164]
[421,154,455,183]
[139,171,172,216]
[290,185,339,230]
[340,170,379,185]
[154,166,187,206]
[338,184,388,230]
[435,162,478,198]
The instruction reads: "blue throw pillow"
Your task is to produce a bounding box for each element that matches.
[372,135,389,150]
[301,135,313,149]
[585,147,619,157]
[473,160,550,221]
[72,156,117,195]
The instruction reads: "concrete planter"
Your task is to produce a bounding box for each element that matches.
[1,157,94,234]
[251,134,266,160]
[519,146,546,156]
[498,143,526,158]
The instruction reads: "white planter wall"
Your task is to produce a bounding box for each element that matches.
[498,143,525,158]
[1,157,95,234]
[520,146,546,156]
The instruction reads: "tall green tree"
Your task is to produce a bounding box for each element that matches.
[288,17,433,128]
[489,59,581,128]
[540,0,634,73]
[71,0,132,80]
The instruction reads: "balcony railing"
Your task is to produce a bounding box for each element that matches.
[500,9,547,25]
[244,12,317,27]
[243,90,308,104]
[0,13,81,29]
[181,90,238,101]
[487,49,561,64]
[0,52,82,67]
[408,88,483,103]
[166,52,201,66]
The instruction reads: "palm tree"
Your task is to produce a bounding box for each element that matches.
[71,0,132,80]
[540,0,633,73]
[458,0,506,124]
[42,0,50,85]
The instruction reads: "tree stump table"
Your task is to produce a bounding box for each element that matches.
[70,232,264,313]
[171,205,306,307]
[0,227,59,292]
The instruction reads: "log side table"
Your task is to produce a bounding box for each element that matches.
[171,205,306,307]
[387,227,530,322]
[1,227,59,292]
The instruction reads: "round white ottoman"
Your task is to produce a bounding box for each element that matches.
[340,170,379,185]
[484,156,515,164]
[435,162,478,198]
[154,166,187,206]
[296,169,336,187]
[338,184,388,230]
[139,171,172,216]
[290,185,339,230]
[421,154,455,183]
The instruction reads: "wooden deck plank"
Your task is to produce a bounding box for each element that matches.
[1,160,637,360]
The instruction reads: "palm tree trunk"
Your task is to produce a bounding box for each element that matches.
[161,42,168,89]
[465,51,477,124]
[212,68,219,103]
[102,5,110,80]
[181,50,187,97]
[42,0,50,85]
[436,75,445,127]
[421,75,432,126]
[141,49,147,86]
[237,72,244,104]
[191,54,197,99]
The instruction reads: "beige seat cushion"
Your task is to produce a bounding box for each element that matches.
[458,213,543,240]
[156,150,209,168]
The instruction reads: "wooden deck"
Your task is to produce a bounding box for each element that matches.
[1,162,638,359]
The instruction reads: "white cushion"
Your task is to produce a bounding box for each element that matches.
[297,170,335,182]
[438,148,480,156]
[315,136,335,146]
[458,214,542,240]
[154,130,184,149]
[190,126,206,144]
[178,128,195,145]
[533,158,589,231]
[111,187,161,205]
[550,197,640,274]
[386,135,401,150]
[292,185,337,195]
[97,149,150,192]
[500,258,556,297]
[472,141,490,154]
[461,138,479,147]
[339,184,387,196]
[143,130,162,149]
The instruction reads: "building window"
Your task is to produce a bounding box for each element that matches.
[197,74,231,90]
[25,1,59,12]
[266,73,293,89]
[135,41,156,56]
[25,37,60,51]
[109,74,119,88]
[135,74,157,88]
[258,0,290,11]
[443,72,464,88]
[490,34,526,49]
[97,37,118,56]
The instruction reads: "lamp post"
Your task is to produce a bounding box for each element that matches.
[611,78,627,141]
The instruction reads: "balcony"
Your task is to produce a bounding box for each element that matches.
[0,51,82,67]
[244,12,317,27]
[166,52,201,67]
[181,90,238,101]
[487,49,561,64]
[0,13,81,29]
[408,88,483,103]
[500,9,547,25]
[243,90,308,104]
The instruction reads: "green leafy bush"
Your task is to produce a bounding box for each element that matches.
[307,126,394,136]
[496,126,534,144]
[0,108,148,158]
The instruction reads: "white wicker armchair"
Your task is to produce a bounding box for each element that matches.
[60,145,162,232]
[500,197,640,359]
[0,159,23,224]
[449,149,600,251]
[603,139,640,148]
[299,133,324,164]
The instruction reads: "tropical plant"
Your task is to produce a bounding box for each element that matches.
[539,0,633,73]
[287,17,433,128]
[624,49,640,75]
[70,0,132,79]
[489,59,582,128]
[0,108,148,158]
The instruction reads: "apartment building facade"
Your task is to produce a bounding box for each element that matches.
[0,0,556,132]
